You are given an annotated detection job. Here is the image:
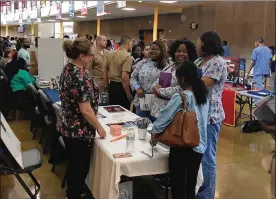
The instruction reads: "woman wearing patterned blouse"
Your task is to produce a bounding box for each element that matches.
[60,38,106,199]
[196,32,227,199]
[130,40,167,119]
[151,40,198,119]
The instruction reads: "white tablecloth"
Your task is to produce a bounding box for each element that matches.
[85,106,204,199]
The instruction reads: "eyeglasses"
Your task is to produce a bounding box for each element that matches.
[87,53,94,57]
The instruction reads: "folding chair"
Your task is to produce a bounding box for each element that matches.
[0,146,42,199]
[27,84,44,140]
[51,103,68,188]
[38,89,54,154]
[0,118,42,199]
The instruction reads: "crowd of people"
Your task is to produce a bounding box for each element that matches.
[0,36,39,120]
[59,31,228,199]
[0,31,275,199]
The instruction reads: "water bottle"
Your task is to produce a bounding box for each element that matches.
[252,81,256,90]
[120,189,128,199]
[125,128,135,153]
[100,91,108,106]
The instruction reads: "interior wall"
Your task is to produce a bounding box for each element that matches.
[38,23,55,38]
[0,24,39,38]
[75,1,275,62]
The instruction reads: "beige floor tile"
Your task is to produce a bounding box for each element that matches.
[1,119,274,199]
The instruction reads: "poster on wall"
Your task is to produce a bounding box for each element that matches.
[69,2,75,17]
[56,1,62,20]
[69,1,75,18]
[81,1,88,16]
[97,1,105,16]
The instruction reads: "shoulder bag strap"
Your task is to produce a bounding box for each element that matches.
[179,92,188,137]
[179,92,188,110]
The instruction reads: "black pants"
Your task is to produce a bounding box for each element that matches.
[63,136,93,199]
[108,81,130,110]
[14,90,35,120]
[169,147,203,199]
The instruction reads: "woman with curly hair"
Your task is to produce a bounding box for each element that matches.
[150,40,198,119]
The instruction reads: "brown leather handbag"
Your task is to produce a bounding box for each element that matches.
[154,92,200,147]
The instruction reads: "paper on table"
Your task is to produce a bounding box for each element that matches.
[159,72,172,88]
[139,94,155,111]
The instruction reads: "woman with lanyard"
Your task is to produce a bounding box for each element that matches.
[196,31,227,199]
[130,40,167,120]
[151,40,198,120]
[60,37,106,199]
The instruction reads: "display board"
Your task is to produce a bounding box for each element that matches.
[37,38,64,80]
[0,113,24,169]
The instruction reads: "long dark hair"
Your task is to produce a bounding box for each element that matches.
[199,31,224,56]
[176,61,207,105]
[5,58,26,81]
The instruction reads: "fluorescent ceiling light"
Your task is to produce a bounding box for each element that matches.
[159,1,178,3]
[139,1,143,2]
[47,19,56,22]
[122,7,136,11]
[76,15,86,18]
[61,18,69,20]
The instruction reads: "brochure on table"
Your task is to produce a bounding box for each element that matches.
[0,113,24,169]
[98,106,140,125]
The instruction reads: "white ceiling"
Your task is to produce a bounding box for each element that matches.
[39,1,204,24]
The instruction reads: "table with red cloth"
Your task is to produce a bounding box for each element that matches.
[222,83,264,127]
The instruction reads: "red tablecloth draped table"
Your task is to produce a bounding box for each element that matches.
[222,83,246,126]
[222,88,237,126]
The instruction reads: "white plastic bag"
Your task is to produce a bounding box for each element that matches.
[139,94,154,111]
[196,163,204,194]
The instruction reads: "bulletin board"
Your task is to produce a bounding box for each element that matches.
[37,38,64,80]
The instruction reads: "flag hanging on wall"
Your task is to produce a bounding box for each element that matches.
[81,1,88,16]
[69,1,75,18]
[56,1,62,20]
[97,1,105,16]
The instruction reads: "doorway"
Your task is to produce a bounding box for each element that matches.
[138,29,164,44]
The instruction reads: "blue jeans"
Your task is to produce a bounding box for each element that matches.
[135,106,157,122]
[197,123,222,199]
[253,75,263,103]
[253,75,263,89]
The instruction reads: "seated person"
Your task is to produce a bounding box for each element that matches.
[9,58,36,120]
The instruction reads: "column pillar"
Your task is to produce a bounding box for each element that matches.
[31,23,35,35]
[97,17,101,36]
[60,21,64,38]
[153,7,158,41]
[5,25,8,37]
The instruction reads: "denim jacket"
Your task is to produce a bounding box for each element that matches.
[152,90,209,154]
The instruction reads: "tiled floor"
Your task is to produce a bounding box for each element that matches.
[1,117,275,199]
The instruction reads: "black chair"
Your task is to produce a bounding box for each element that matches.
[38,89,54,154]
[51,103,68,188]
[27,84,44,140]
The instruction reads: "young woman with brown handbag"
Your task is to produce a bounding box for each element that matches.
[151,61,209,199]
